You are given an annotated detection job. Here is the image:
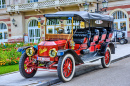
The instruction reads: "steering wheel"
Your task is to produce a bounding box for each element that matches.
[56,27,64,34]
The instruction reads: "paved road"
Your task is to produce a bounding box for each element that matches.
[56,57,130,86]
[0,44,130,86]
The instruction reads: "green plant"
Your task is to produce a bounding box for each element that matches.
[0,42,38,66]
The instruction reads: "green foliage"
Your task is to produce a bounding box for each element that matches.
[0,42,38,66]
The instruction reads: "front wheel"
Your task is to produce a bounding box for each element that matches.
[57,53,75,82]
[101,47,111,68]
[19,53,38,78]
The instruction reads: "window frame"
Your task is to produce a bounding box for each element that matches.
[0,23,8,39]
[0,0,6,9]
[112,11,127,19]
[0,23,7,29]
[29,20,38,27]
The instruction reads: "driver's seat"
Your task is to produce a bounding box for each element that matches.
[73,29,87,44]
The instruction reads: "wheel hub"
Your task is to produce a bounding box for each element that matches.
[24,57,37,74]
[105,50,110,65]
[63,58,72,77]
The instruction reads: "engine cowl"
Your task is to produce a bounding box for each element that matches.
[38,40,67,57]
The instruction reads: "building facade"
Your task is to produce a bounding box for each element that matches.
[0,0,130,43]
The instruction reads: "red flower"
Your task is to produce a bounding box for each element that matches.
[17,57,20,60]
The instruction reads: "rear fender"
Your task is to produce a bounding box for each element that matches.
[57,49,84,64]
[101,42,115,55]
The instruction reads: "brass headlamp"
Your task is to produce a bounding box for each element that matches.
[26,47,35,57]
[49,48,57,57]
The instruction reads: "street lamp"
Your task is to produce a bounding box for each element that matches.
[12,18,17,27]
[84,0,108,13]
[102,0,108,8]
[38,17,41,23]
[38,17,43,25]
[84,1,89,11]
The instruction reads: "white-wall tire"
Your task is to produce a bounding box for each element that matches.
[101,47,111,68]
[57,53,75,82]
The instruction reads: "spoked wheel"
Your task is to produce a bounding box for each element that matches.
[19,53,38,78]
[57,53,75,82]
[101,47,111,68]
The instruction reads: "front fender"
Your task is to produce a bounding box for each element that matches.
[17,45,38,54]
[57,49,84,65]
[101,42,115,55]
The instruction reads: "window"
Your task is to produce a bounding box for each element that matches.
[0,23,7,39]
[48,28,53,34]
[35,29,40,37]
[0,0,6,9]
[28,19,40,43]
[4,32,7,39]
[29,29,34,37]
[0,33,2,39]
[0,23,7,29]
[47,19,59,25]
[112,11,127,19]
[29,20,38,27]
[120,22,126,31]
[27,0,38,3]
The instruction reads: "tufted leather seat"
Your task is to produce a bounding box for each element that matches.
[98,29,107,40]
[73,29,87,44]
[90,29,99,42]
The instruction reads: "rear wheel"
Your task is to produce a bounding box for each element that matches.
[57,53,75,82]
[101,47,111,68]
[119,39,125,44]
[19,53,38,78]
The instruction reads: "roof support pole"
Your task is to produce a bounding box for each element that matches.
[45,17,47,40]
[71,17,74,49]
[89,15,90,31]
[97,0,99,12]
[72,17,74,40]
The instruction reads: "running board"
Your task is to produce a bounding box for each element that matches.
[81,52,104,63]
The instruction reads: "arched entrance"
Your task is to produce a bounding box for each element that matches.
[0,23,8,43]
[112,11,127,37]
[28,19,40,43]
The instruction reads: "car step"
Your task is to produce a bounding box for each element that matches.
[81,52,104,63]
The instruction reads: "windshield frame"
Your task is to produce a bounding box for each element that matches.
[44,17,75,41]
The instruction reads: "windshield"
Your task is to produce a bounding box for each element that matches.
[46,19,80,34]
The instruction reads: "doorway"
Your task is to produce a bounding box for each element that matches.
[28,19,40,43]
[112,11,127,37]
[0,23,8,43]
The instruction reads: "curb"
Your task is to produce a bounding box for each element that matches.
[0,71,19,77]
[37,54,130,86]
[111,54,130,63]
[37,79,61,86]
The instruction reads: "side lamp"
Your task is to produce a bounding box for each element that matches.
[12,18,17,27]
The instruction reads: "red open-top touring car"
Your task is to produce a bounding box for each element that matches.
[18,11,115,82]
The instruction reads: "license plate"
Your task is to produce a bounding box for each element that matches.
[37,57,50,61]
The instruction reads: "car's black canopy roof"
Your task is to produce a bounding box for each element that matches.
[44,11,114,22]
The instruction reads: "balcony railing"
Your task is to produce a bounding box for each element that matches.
[7,0,95,12]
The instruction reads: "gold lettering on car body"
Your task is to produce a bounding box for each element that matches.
[39,48,47,54]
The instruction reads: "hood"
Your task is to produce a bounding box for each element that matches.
[38,40,67,57]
